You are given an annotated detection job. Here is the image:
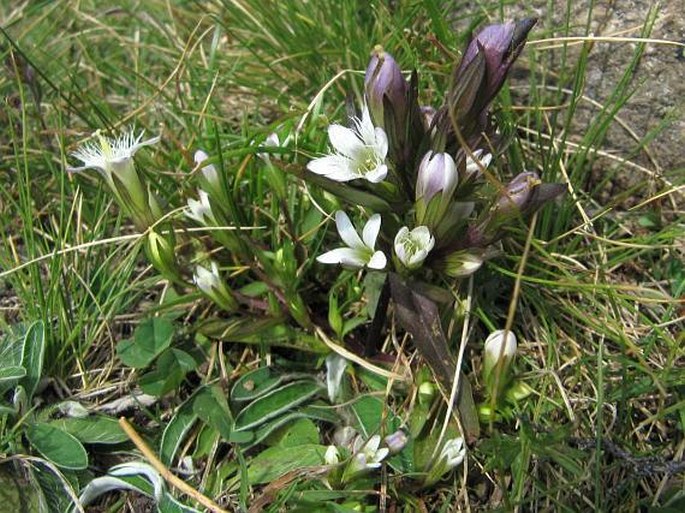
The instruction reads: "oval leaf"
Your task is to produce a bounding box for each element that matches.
[0,366,26,384]
[235,380,322,431]
[230,366,284,404]
[26,422,88,470]
[49,416,128,444]
[160,402,197,466]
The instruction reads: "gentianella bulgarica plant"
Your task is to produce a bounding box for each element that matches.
[308,18,565,484]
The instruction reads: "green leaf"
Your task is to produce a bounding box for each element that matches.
[264,417,320,447]
[49,416,128,444]
[0,365,26,384]
[160,400,198,466]
[235,380,322,431]
[247,403,339,448]
[193,385,252,444]
[247,444,327,484]
[350,395,401,437]
[19,321,45,401]
[117,317,174,368]
[0,466,41,513]
[230,366,284,404]
[25,422,88,470]
[139,348,196,396]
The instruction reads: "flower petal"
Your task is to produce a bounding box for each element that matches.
[361,214,381,248]
[364,163,388,183]
[335,211,365,249]
[367,251,387,270]
[374,126,388,159]
[328,124,363,159]
[307,155,358,182]
[317,248,366,268]
[129,134,161,156]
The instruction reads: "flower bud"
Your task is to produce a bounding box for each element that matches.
[439,250,483,278]
[325,353,347,403]
[495,171,540,214]
[424,436,466,486]
[324,445,341,465]
[483,329,517,398]
[364,47,408,128]
[415,151,459,229]
[384,430,408,454]
[193,261,238,311]
[459,19,537,105]
[416,151,458,204]
[194,150,219,189]
[394,226,435,270]
[418,381,437,406]
[144,230,182,284]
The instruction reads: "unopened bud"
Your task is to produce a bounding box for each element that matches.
[439,250,483,278]
[483,329,517,398]
[384,430,408,454]
[495,171,541,214]
[364,47,408,128]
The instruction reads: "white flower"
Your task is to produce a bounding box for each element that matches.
[394,226,434,269]
[352,434,389,470]
[484,330,517,365]
[186,190,214,225]
[68,128,160,180]
[193,261,222,296]
[307,105,388,183]
[438,437,466,469]
[325,353,348,403]
[193,261,238,311]
[317,211,386,270]
[465,149,492,177]
[194,150,219,186]
[483,329,517,382]
[324,445,340,465]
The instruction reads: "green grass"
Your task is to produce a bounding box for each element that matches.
[1,0,683,511]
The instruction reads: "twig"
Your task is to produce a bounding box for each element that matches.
[118,417,228,513]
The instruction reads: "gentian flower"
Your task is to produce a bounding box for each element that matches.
[364,47,407,128]
[317,211,386,270]
[185,190,215,225]
[346,434,389,476]
[415,151,458,228]
[68,128,161,230]
[193,262,237,311]
[424,436,466,486]
[307,105,388,183]
[194,150,219,188]
[394,226,435,270]
[483,329,517,399]
[464,149,493,179]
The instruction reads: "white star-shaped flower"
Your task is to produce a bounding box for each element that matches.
[352,434,389,470]
[307,105,388,183]
[317,211,386,270]
[68,128,160,180]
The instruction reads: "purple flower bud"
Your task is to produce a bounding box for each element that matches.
[364,47,408,128]
[416,151,458,203]
[495,171,540,213]
[459,19,536,105]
